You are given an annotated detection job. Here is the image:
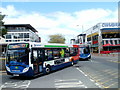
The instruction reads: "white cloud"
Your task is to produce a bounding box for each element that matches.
[1,5,118,43]
[1,5,23,17]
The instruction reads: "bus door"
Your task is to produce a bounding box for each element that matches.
[32,49,44,74]
[37,49,44,73]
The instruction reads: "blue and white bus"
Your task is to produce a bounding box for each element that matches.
[5,42,79,77]
[79,44,91,60]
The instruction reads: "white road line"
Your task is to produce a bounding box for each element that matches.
[55,79,87,88]
[55,79,77,82]
[55,82,81,85]
[76,68,102,88]
[56,85,86,88]
[76,68,88,76]
[1,80,31,89]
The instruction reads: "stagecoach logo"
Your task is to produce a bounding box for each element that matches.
[15,66,19,69]
[34,44,41,47]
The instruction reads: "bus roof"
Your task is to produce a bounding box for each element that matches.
[8,42,74,48]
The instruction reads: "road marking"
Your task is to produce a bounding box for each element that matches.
[95,73,118,82]
[56,84,87,88]
[90,60,99,63]
[99,76,118,85]
[55,79,87,88]
[55,79,77,82]
[104,82,118,88]
[1,80,31,89]
[93,71,118,80]
[76,68,102,88]
[76,68,88,76]
[107,60,120,63]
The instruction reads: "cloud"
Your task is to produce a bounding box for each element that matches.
[1,5,118,43]
[1,5,23,17]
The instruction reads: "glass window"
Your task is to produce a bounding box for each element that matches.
[45,49,53,61]
[24,33,29,38]
[65,48,70,57]
[110,40,113,44]
[32,50,38,63]
[7,49,29,65]
[115,40,118,44]
[87,37,91,41]
[70,48,78,56]
[102,41,104,45]
[14,36,17,39]
[119,40,120,44]
[6,35,11,39]
[106,40,108,44]
[53,49,60,59]
[19,33,23,38]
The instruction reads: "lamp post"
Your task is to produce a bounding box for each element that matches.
[76,25,85,44]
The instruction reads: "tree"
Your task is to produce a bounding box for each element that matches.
[48,34,66,44]
[0,12,7,38]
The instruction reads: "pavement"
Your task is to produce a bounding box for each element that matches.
[0,71,6,73]
[92,53,119,57]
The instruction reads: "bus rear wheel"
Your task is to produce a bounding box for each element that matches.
[71,60,74,66]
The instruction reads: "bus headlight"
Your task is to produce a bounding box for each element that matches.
[87,54,90,57]
[6,66,10,72]
[22,67,29,73]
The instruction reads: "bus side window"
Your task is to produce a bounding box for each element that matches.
[60,49,65,58]
[45,49,53,61]
[53,49,60,59]
[65,48,70,57]
[45,49,48,61]
[70,48,78,56]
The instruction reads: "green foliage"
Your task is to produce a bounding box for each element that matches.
[48,34,66,44]
[0,12,7,37]
[1,28,7,38]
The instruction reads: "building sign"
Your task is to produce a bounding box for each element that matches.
[102,23,120,28]
[93,25,99,30]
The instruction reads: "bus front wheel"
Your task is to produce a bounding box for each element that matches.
[45,66,51,74]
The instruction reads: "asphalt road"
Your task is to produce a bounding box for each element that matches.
[0,55,119,89]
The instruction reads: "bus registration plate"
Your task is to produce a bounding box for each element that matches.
[13,74,19,76]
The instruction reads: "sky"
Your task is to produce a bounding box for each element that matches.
[0,2,118,44]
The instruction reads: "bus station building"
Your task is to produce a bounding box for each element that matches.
[76,22,120,53]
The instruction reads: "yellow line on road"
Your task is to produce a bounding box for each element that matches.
[95,73,118,82]
[104,82,118,88]
[93,72,116,80]
[92,71,117,80]
[99,75,118,85]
